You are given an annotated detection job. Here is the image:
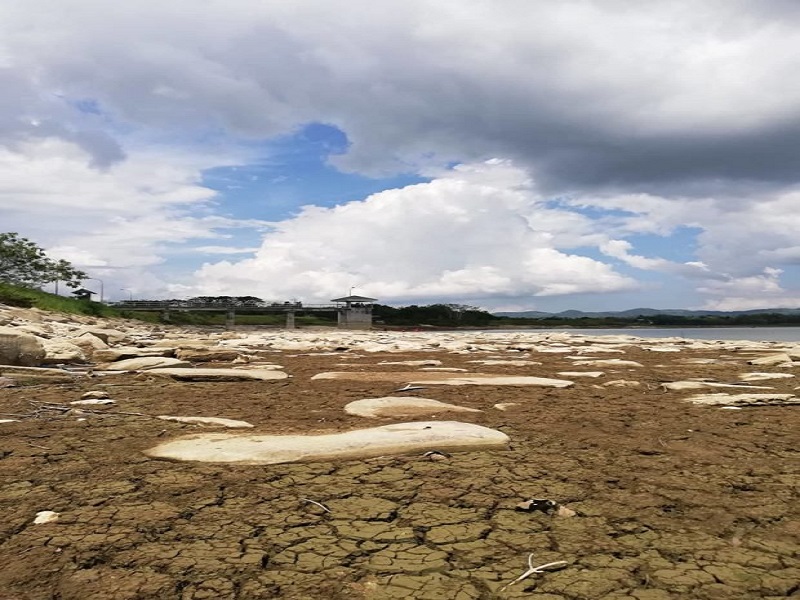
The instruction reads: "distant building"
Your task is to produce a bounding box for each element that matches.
[72,288,95,301]
[331,295,377,329]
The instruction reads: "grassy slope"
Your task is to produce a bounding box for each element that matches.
[0,283,338,326]
[0,282,120,317]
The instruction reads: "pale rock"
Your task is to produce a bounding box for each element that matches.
[145,421,509,464]
[378,360,443,366]
[311,371,574,387]
[739,372,795,382]
[145,368,289,381]
[41,339,87,363]
[493,403,519,411]
[157,415,254,428]
[0,376,17,387]
[175,348,242,362]
[747,354,793,366]
[556,505,577,518]
[81,391,111,399]
[643,346,682,352]
[97,356,192,371]
[603,379,641,388]
[419,367,469,372]
[661,380,772,391]
[557,371,605,378]
[573,359,644,367]
[685,393,798,406]
[344,396,481,418]
[0,327,46,366]
[0,419,19,423]
[468,360,542,366]
[16,324,50,338]
[75,327,128,344]
[93,346,175,362]
[70,398,115,406]
[71,332,109,354]
[33,511,59,524]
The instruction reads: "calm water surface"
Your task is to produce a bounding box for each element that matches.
[494,327,800,342]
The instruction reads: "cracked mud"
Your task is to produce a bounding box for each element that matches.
[1,339,798,599]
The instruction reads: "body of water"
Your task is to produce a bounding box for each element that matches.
[504,327,800,342]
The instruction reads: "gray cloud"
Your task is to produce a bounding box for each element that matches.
[3,1,798,193]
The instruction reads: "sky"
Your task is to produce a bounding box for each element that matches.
[1,1,800,312]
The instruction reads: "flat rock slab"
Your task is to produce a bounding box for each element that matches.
[572,359,644,367]
[344,397,482,418]
[378,360,443,366]
[661,380,773,391]
[747,354,792,366]
[685,393,799,406]
[144,421,510,464]
[145,368,289,381]
[739,372,795,381]
[557,371,605,378]
[157,416,254,428]
[311,372,573,387]
[98,357,192,371]
[467,360,542,366]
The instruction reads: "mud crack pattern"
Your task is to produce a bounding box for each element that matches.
[1,346,798,599]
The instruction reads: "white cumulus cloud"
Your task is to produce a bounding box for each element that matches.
[189,160,638,305]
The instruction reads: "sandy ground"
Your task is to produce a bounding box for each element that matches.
[0,341,798,599]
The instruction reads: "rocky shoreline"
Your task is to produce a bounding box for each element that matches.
[1,305,798,599]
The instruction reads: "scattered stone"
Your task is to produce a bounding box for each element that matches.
[747,353,793,366]
[573,359,644,367]
[423,450,451,461]
[468,360,542,366]
[556,505,577,518]
[146,368,289,381]
[0,376,17,388]
[311,372,574,387]
[0,327,46,366]
[92,346,174,362]
[157,416,255,428]
[493,402,519,411]
[41,339,87,364]
[144,421,510,464]
[603,379,641,388]
[0,419,19,423]
[516,498,558,513]
[557,371,605,378]
[394,384,427,392]
[33,510,59,524]
[344,397,482,418]
[81,390,110,400]
[175,348,242,362]
[685,393,799,406]
[97,356,192,371]
[515,498,576,518]
[419,367,469,372]
[661,380,773,391]
[739,372,795,381]
[70,398,115,406]
[378,359,443,366]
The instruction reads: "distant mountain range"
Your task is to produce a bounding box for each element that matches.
[493,307,800,319]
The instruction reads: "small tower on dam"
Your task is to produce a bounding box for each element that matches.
[331,295,377,329]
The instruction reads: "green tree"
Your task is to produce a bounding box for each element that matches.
[0,232,87,290]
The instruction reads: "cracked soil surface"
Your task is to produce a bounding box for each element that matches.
[1,342,798,599]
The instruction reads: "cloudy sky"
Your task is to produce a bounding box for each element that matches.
[2,0,799,311]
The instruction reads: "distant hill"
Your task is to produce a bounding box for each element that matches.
[494,307,800,319]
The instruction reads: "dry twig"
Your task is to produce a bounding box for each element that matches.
[300,498,331,513]
[500,553,568,591]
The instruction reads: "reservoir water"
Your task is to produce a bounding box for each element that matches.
[521,327,800,342]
